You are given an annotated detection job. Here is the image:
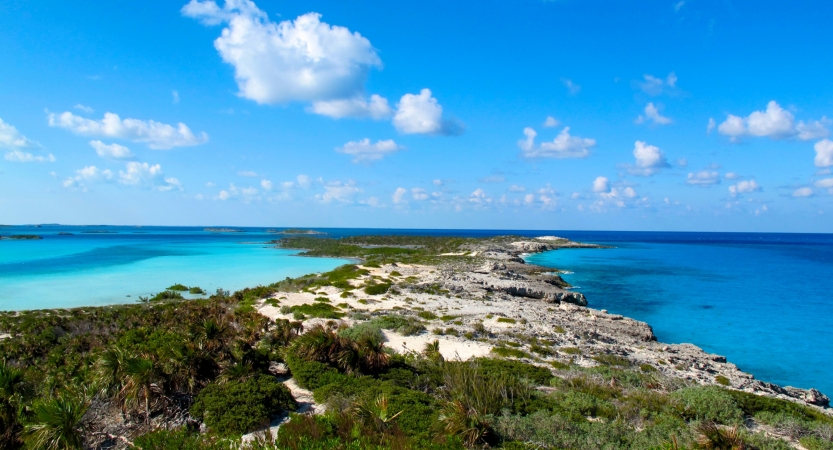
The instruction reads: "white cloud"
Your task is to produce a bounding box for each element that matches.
[4,150,56,163]
[411,188,429,201]
[392,89,462,135]
[392,187,407,204]
[90,140,134,160]
[107,162,184,191]
[543,116,559,128]
[63,166,113,188]
[792,187,813,198]
[592,176,610,193]
[206,181,217,187]
[74,104,94,113]
[508,184,525,192]
[815,139,833,168]
[707,118,716,133]
[561,78,581,95]
[728,179,761,197]
[469,188,490,204]
[0,118,37,150]
[48,111,208,149]
[636,102,672,125]
[479,174,505,183]
[336,138,403,163]
[432,179,444,186]
[296,174,311,188]
[172,90,180,104]
[724,172,741,180]
[674,1,685,12]
[637,72,677,96]
[685,171,720,186]
[308,95,392,119]
[318,180,360,203]
[814,178,833,189]
[518,127,595,159]
[182,1,381,105]
[628,141,670,176]
[238,170,258,177]
[260,179,272,190]
[717,101,829,142]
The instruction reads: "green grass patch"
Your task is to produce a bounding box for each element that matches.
[496,317,517,324]
[289,303,344,319]
[492,347,530,359]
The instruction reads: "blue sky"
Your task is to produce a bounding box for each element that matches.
[2,0,832,231]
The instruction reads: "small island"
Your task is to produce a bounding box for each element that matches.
[204,227,245,233]
[270,228,327,235]
[0,234,43,240]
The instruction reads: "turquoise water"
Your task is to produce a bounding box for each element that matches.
[2,227,831,396]
[0,226,350,310]
[525,232,833,396]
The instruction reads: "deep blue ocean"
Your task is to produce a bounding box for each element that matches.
[1,226,831,395]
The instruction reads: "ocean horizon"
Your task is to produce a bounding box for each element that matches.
[2,226,831,396]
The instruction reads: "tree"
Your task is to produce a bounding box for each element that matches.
[22,395,88,450]
[121,357,162,424]
[0,362,26,449]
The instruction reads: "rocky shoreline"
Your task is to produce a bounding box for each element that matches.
[268,235,830,413]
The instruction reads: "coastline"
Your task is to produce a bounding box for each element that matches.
[269,235,830,413]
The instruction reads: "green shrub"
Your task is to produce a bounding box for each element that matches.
[560,347,582,355]
[715,375,730,386]
[133,429,228,450]
[417,311,438,320]
[313,296,331,303]
[190,374,297,436]
[368,315,424,336]
[339,322,385,342]
[496,317,516,324]
[364,283,391,295]
[670,386,743,425]
[167,284,188,291]
[476,358,553,385]
[150,290,183,302]
[285,355,345,390]
[640,363,657,372]
[550,390,617,420]
[290,303,344,319]
[389,271,402,277]
[188,286,204,294]
[491,347,529,359]
[591,354,630,367]
[800,436,833,450]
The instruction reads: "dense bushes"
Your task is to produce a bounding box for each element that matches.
[191,374,297,436]
[670,385,744,424]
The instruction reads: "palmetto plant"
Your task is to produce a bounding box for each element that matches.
[423,340,444,362]
[694,421,746,450]
[120,357,162,424]
[0,362,26,448]
[96,347,128,399]
[351,395,403,438]
[22,395,88,450]
[292,324,390,375]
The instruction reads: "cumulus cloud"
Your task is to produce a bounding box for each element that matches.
[1,118,41,159]
[392,187,407,204]
[685,171,720,187]
[561,78,581,95]
[74,104,94,113]
[337,138,403,163]
[182,1,382,105]
[815,139,833,168]
[411,188,429,201]
[707,118,716,133]
[48,111,208,149]
[90,140,134,160]
[309,95,392,119]
[627,141,670,176]
[119,162,183,191]
[637,72,677,96]
[63,166,114,188]
[592,176,610,193]
[392,89,462,135]
[728,179,761,197]
[317,180,360,203]
[296,174,311,188]
[260,179,272,190]
[636,102,672,125]
[543,116,559,127]
[717,101,829,142]
[4,150,56,163]
[792,187,813,198]
[724,172,740,180]
[518,127,595,159]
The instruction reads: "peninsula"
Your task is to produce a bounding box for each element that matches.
[0,235,830,450]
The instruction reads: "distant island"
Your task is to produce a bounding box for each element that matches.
[204,227,245,233]
[79,230,119,234]
[269,228,326,235]
[0,234,42,240]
